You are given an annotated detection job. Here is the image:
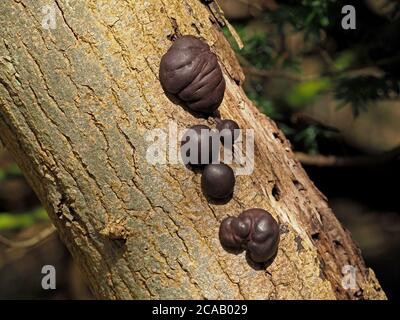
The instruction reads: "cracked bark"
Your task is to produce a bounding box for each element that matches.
[0,0,386,299]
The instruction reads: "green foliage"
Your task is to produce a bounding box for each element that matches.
[229,28,334,152]
[238,27,275,69]
[292,125,334,155]
[226,0,400,154]
[265,0,334,38]
[249,92,277,118]
[333,51,357,72]
[0,207,49,231]
[335,76,400,116]
[224,23,276,69]
[287,78,332,108]
[6,163,22,176]
[0,162,22,181]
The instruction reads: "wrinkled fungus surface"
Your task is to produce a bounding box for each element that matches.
[160,36,226,114]
[219,208,280,263]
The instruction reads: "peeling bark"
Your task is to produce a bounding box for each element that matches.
[0,0,386,299]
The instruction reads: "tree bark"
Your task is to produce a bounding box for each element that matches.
[0,0,386,299]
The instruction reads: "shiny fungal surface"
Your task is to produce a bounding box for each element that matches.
[201,163,235,199]
[219,208,280,263]
[160,35,226,114]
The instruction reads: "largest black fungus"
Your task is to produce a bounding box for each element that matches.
[219,208,280,264]
[159,35,226,114]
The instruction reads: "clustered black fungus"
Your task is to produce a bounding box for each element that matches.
[160,35,279,266]
[180,121,239,200]
[216,119,240,145]
[159,35,226,114]
[219,209,280,263]
[180,123,237,199]
[201,163,235,199]
[181,124,218,166]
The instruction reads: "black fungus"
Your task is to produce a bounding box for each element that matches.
[219,208,280,263]
[160,35,226,114]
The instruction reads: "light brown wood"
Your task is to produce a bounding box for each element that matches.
[0,0,385,299]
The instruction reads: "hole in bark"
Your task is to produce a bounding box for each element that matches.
[185,2,194,15]
[293,179,305,191]
[294,235,304,251]
[319,260,326,280]
[354,289,364,298]
[191,23,201,35]
[333,239,342,247]
[273,131,284,144]
[56,192,68,218]
[272,183,281,201]
[167,33,178,41]
[167,18,180,41]
[279,224,289,235]
[312,232,320,240]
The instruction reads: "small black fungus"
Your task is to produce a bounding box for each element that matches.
[181,125,219,166]
[201,163,235,199]
[159,35,226,114]
[219,208,280,264]
[216,119,240,145]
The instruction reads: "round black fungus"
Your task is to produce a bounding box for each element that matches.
[219,208,280,263]
[216,119,240,145]
[218,216,239,249]
[181,125,219,166]
[201,163,235,199]
[159,35,226,114]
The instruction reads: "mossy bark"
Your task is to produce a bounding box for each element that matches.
[0,0,385,299]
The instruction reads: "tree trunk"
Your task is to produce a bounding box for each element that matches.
[0,0,386,299]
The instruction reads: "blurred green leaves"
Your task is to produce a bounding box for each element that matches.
[226,0,400,155]
[333,51,357,72]
[224,23,275,69]
[287,78,332,108]
[335,76,400,115]
[265,0,334,38]
[0,162,22,181]
[228,19,335,153]
[0,207,49,231]
[0,157,45,231]
[292,125,334,154]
